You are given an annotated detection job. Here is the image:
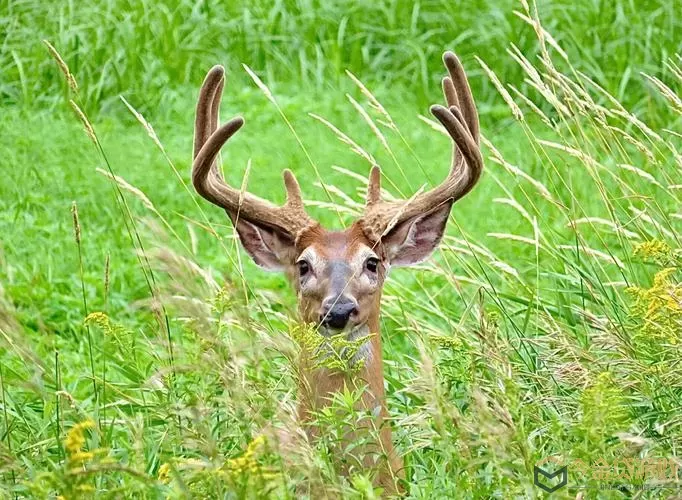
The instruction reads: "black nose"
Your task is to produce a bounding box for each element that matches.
[320,297,358,330]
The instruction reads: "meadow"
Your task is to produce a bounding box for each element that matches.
[1,0,682,497]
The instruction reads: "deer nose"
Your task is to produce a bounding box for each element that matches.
[320,296,358,330]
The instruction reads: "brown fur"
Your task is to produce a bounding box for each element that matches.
[294,224,403,493]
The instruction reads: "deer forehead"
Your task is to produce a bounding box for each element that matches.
[297,227,377,269]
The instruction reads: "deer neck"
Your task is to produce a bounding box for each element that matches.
[360,300,386,404]
[296,297,403,492]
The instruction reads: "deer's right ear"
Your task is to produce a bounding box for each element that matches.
[231,217,296,271]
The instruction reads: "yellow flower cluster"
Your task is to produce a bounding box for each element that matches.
[222,435,280,483]
[634,239,679,266]
[158,462,171,484]
[223,435,266,477]
[428,333,462,350]
[64,420,95,455]
[84,312,127,338]
[628,268,682,345]
[157,436,278,488]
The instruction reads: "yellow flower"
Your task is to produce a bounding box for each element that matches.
[158,462,171,484]
[628,267,682,344]
[64,420,95,455]
[218,436,281,485]
[223,435,268,478]
[428,333,461,350]
[69,451,95,464]
[634,239,675,265]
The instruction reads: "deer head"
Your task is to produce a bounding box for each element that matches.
[192,52,482,341]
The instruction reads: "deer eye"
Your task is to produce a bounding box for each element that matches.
[365,257,379,273]
[297,260,310,276]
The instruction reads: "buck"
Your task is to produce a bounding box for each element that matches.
[192,51,482,494]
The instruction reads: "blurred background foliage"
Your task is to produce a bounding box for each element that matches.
[2,0,680,118]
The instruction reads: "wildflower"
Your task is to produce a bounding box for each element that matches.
[634,239,679,266]
[628,268,682,344]
[158,462,171,484]
[64,420,95,455]
[428,334,461,350]
[69,451,95,464]
[222,435,277,480]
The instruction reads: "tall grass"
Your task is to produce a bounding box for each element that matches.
[1,0,682,497]
[1,0,680,116]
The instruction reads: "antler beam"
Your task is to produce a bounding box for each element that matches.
[192,66,314,237]
[360,51,483,241]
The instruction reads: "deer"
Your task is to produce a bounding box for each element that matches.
[191,51,482,495]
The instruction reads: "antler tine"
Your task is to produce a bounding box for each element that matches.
[192,67,314,237]
[282,169,304,208]
[193,65,225,160]
[441,76,459,109]
[443,51,479,142]
[210,74,223,136]
[442,52,479,177]
[366,166,382,205]
[359,52,483,242]
[441,74,463,175]
[430,104,483,199]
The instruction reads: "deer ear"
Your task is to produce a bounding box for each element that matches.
[382,202,452,267]
[231,216,296,271]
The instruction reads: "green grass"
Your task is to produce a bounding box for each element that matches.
[2,0,681,114]
[2,0,682,498]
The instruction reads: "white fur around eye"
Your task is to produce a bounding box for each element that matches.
[296,247,325,281]
[351,247,379,272]
[296,250,319,295]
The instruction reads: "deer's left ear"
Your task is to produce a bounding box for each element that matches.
[382,202,452,267]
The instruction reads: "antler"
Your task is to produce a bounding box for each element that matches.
[192,66,314,238]
[360,51,483,241]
